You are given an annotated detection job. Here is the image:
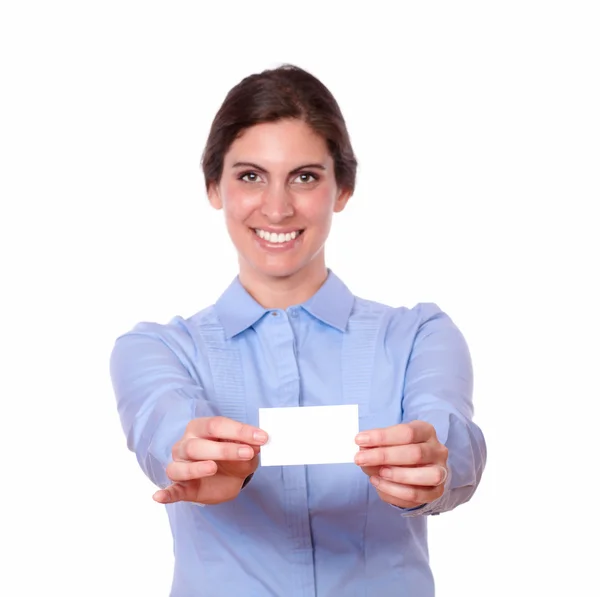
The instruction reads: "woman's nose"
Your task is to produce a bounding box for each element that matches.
[260,186,294,221]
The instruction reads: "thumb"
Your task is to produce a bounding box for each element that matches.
[153,482,192,504]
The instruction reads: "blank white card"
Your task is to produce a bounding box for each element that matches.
[258,404,359,466]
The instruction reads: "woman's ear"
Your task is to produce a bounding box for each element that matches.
[207,183,223,210]
[333,187,353,213]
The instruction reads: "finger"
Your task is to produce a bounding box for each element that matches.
[354,442,435,467]
[166,459,218,482]
[152,483,190,504]
[191,416,268,445]
[378,464,447,487]
[174,437,257,462]
[355,420,434,447]
[370,476,444,505]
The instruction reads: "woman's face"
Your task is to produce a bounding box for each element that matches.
[209,119,351,285]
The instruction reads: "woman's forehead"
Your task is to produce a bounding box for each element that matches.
[225,120,331,168]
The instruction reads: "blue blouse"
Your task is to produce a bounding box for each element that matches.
[110,270,486,596]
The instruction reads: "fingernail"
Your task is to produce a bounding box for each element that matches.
[380,467,392,479]
[370,476,380,487]
[355,433,369,445]
[355,453,366,465]
[238,446,254,458]
[253,431,268,442]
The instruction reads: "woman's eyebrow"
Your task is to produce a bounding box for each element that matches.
[289,163,327,175]
[231,161,268,173]
[231,161,327,175]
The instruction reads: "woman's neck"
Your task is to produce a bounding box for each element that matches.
[239,262,328,310]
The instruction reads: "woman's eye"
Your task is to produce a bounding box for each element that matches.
[293,172,318,184]
[240,172,261,183]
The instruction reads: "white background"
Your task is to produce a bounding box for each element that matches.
[1,1,599,595]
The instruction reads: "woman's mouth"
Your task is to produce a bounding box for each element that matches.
[252,228,304,249]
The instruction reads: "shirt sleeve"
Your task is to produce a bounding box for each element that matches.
[109,322,215,489]
[397,304,487,517]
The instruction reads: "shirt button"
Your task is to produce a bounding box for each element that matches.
[271,311,278,316]
[289,308,298,317]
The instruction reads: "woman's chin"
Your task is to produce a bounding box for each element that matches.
[243,256,312,281]
[256,263,304,280]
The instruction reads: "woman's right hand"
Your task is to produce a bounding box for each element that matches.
[152,416,269,506]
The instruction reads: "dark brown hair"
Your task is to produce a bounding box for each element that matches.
[201,64,357,193]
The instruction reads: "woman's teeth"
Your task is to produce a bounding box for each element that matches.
[254,229,301,243]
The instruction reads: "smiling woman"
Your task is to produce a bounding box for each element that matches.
[202,66,356,306]
[110,64,487,597]
[208,119,351,304]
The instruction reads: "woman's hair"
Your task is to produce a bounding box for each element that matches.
[201,64,357,193]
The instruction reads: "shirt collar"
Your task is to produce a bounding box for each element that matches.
[302,270,354,332]
[214,269,355,339]
[214,277,268,339]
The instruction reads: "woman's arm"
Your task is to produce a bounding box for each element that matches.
[109,322,211,489]
[399,304,487,516]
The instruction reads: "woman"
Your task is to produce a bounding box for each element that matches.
[111,64,486,596]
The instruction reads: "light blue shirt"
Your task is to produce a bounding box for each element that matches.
[110,271,486,596]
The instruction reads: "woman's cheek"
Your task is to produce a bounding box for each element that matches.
[302,188,337,219]
[225,190,261,220]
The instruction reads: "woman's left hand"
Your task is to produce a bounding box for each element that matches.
[354,421,449,509]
